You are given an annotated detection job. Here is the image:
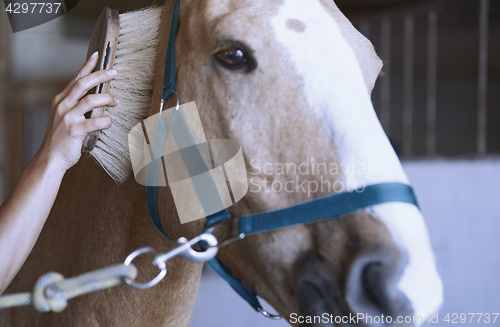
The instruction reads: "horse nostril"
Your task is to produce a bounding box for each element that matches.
[346,246,413,326]
[362,262,385,307]
[296,256,345,325]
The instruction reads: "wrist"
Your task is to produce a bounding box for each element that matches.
[31,150,68,179]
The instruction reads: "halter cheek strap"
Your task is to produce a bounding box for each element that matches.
[162,0,179,100]
[146,0,263,312]
[146,0,420,316]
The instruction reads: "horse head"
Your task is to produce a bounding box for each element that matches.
[148,0,443,325]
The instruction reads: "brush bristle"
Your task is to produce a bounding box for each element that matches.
[90,6,162,183]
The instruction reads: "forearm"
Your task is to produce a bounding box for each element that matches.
[0,152,65,293]
[0,54,116,294]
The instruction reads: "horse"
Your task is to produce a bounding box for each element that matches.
[1,0,443,326]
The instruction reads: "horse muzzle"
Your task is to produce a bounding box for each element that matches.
[296,245,413,327]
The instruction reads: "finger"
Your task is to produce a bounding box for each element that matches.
[54,51,100,106]
[79,117,112,135]
[71,94,119,116]
[79,51,101,77]
[59,69,117,112]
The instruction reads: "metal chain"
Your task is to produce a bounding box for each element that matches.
[0,233,219,312]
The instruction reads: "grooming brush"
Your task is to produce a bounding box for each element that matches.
[82,7,119,151]
[81,6,162,183]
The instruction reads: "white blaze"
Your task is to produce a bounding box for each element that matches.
[271,0,443,319]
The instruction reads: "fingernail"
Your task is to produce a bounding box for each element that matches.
[114,97,120,104]
[90,51,98,59]
[107,69,117,76]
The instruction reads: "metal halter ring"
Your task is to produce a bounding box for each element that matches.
[123,247,167,290]
[174,89,180,111]
[159,90,180,113]
[258,308,283,320]
[207,218,246,249]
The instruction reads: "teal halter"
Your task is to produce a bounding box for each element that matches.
[146,0,419,316]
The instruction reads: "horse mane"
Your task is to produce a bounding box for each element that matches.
[90,6,162,183]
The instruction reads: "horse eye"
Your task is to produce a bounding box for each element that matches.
[213,41,257,72]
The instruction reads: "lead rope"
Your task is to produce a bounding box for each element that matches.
[0,233,218,312]
[0,265,136,312]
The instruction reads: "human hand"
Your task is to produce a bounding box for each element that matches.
[37,51,119,171]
